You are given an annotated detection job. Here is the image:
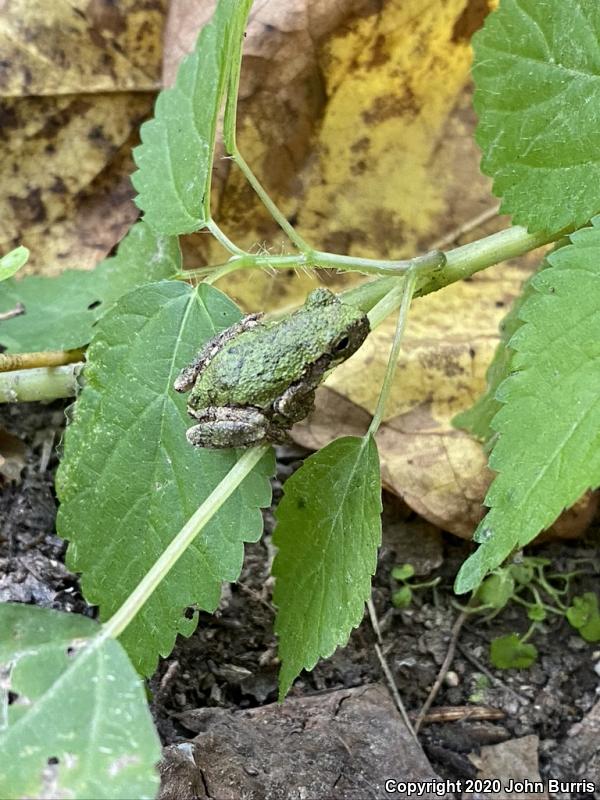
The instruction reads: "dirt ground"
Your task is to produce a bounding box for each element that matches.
[2,401,599,799]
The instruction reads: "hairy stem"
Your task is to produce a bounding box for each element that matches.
[344,224,563,316]
[101,445,270,640]
[206,219,247,256]
[183,246,445,281]
[232,148,311,252]
[0,223,568,404]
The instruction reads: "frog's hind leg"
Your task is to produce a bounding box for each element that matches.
[186,406,269,449]
[174,313,263,393]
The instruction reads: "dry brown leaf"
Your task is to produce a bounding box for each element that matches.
[0,0,167,274]
[0,0,165,96]
[468,736,549,800]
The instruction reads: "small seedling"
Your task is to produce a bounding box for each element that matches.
[468,673,491,704]
[463,556,600,669]
[391,563,441,609]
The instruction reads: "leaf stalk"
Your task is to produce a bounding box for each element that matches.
[101,444,270,641]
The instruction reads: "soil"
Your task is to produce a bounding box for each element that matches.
[2,401,599,799]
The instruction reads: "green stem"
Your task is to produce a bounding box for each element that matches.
[206,219,247,256]
[0,365,81,402]
[101,445,270,641]
[368,269,418,435]
[0,224,569,405]
[343,224,564,314]
[520,622,538,645]
[232,148,311,252]
[182,247,445,281]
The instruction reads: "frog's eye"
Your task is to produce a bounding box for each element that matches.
[334,336,350,353]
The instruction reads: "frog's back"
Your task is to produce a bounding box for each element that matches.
[192,316,329,409]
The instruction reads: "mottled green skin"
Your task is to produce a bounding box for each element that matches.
[187,289,369,411]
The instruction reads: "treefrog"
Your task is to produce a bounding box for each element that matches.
[174,288,370,448]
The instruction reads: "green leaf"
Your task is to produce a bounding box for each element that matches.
[132,0,253,234]
[0,221,179,353]
[0,603,160,800]
[0,246,28,282]
[392,563,415,581]
[454,272,537,443]
[490,633,537,669]
[455,243,569,444]
[56,280,273,675]
[510,563,535,586]
[473,0,600,233]
[567,593,600,641]
[273,435,382,699]
[527,605,546,622]
[456,220,600,594]
[392,586,413,609]
[475,571,515,610]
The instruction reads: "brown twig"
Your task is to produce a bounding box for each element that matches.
[0,348,85,373]
[366,598,417,741]
[414,609,469,734]
[366,597,383,645]
[236,580,276,613]
[410,704,505,726]
[374,642,418,742]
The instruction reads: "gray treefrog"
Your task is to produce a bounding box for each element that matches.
[174,288,370,448]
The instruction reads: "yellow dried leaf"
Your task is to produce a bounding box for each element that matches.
[0,0,164,96]
[201,0,493,310]
[0,0,166,274]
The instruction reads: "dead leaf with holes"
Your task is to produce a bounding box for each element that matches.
[0,0,167,275]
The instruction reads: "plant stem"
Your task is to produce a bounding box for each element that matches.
[343,224,563,314]
[183,246,445,281]
[0,348,85,373]
[101,444,270,641]
[367,269,418,435]
[0,365,81,402]
[206,219,247,256]
[232,148,311,252]
[519,622,538,644]
[0,223,568,404]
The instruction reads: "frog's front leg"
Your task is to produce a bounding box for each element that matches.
[174,313,263,393]
[186,406,270,449]
[272,382,317,426]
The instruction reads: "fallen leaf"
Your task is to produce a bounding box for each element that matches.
[468,735,549,800]
[0,0,167,274]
